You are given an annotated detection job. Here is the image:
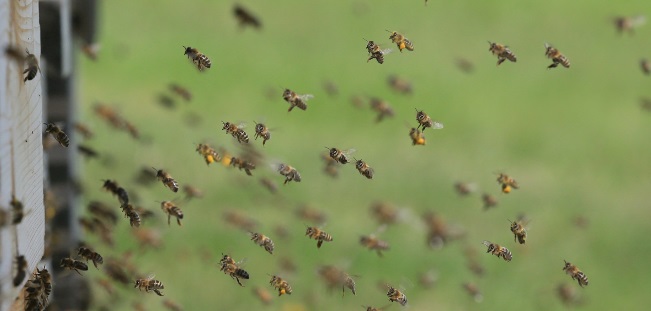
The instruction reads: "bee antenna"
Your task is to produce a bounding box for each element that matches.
[151,166,158,172]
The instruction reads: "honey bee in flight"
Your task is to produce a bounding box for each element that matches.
[305,226,333,248]
[387,30,414,52]
[5,47,41,82]
[369,98,395,122]
[409,127,426,145]
[557,283,582,306]
[613,15,646,35]
[121,204,142,227]
[153,168,179,192]
[233,4,261,30]
[509,218,528,244]
[370,201,400,225]
[183,184,204,200]
[321,152,340,178]
[259,177,278,194]
[354,158,374,179]
[13,255,27,286]
[101,179,129,206]
[462,282,483,302]
[250,232,275,254]
[253,122,271,145]
[169,83,192,101]
[43,123,70,147]
[219,254,249,287]
[387,285,408,306]
[253,287,273,305]
[162,299,184,311]
[269,275,292,296]
[454,182,476,196]
[365,39,392,64]
[488,41,517,66]
[282,88,313,112]
[327,147,355,164]
[222,121,250,143]
[160,201,184,226]
[481,193,498,210]
[415,109,443,132]
[60,257,89,275]
[295,204,327,224]
[360,233,389,257]
[135,275,165,296]
[230,157,256,176]
[183,46,211,71]
[544,43,570,69]
[276,163,301,184]
[387,75,413,94]
[195,143,221,165]
[10,195,25,225]
[78,246,104,268]
[562,260,589,287]
[74,122,94,139]
[482,240,512,262]
[496,173,519,193]
[641,59,650,75]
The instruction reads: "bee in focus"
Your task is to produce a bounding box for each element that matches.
[135,275,165,296]
[195,143,222,165]
[74,122,94,139]
[219,254,250,287]
[269,275,292,296]
[13,255,27,286]
[77,246,104,269]
[160,201,184,226]
[481,193,498,210]
[360,233,390,257]
[230,157,256,176]
[253,122,271,146]
[233,4,261,29]
[387,75,413,94]
[183,46,211,71]
[487,41,517,66]
[60,257,89,275]
[169,83,192,101]
[509,218,528,244]
[387,30,414,52]
[327,147,355,164]
[482,240,512,262]
[415,109,443,132]
[369,98,395,122]
[354,158,374,179]
[613,15,646,35]
[10,195,25,225]
[222,121,250,143]
[282,88,314,112]
[562,260,589,287]
[386,285,407,306]
[153,168,179,192]
[43,123,70,147]
[120,204,142,227]
[253,286,273,305]
[276,163,302,184]
[305,226,333,248]
[462,282,483,302]
[365,39,392,64]
[496,173,519,193]
[544,43,571,69]
[183,184,204,200]
[409,127,426,145]
[641,59,650,75]
[250,232,275,254]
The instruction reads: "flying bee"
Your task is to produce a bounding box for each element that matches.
[370,202,400,225]
[317,265,343,293]
[415,109,443,132]
[282,88,313,111]
[13,255,27,286]
[563,260,589,287]
[252,287,273,305]
[482,240,512,262]
[250,232,275,254]
[641,59,650,75]
[160,201,184,226]
[253,122,271,146]
[387,75,413,94]
[259,177,278,194]
[78,145,99,159]
[87,201,119,224]
[234,4,262,29]
[509,218,528,244]
[77,247,104,269]
[454,182,477,196]
[557,283,582,306]
[230,157,256,176]
[163,299,184,311]
[10,195,25,225]
[153,168,179,192]
[169,83,192,101]
[462,282,483,302]
[360,234,389,257]
[305,226,333,248]
[132,227,163,249]
[222,121,250,143]
[418,270,438,289]
[295,204,327,224]
[269,275,292,296]
[321,152,340,178]
[369,98,395,122]
[219,254,250,287]
[387,285,408,306]
[183,46,211,71]
[322,80,339,97]
[101,179,130,205]
[327,147,355,164]
[223,210,258,232]
[121,204,142,227]
[183,184,203,200]
[544,43,571,69]
[496,173,519,193]
[387,30,414,52]
[365,39,392,64]
[60,257,89,275]
[409,127,426,145]
[74,122,94,139]
[135,275,165,296]
[195,143,221,165]
[43,123,70,147]
[354,158,374,179]
[488,41,517,66]
[481,193,498,210]
[23,49,41,82]
[276,163,301,184]
[613,15,646,35]
[342,273,357,296]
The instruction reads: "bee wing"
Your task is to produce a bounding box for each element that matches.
[146,273,156,280]
[431,121,444,129]
[298,94,314,102]
[632,15,647,27]
[381,48,393,55]
[237,257,248,267]
[342,149,357,156]
[237,122,247,129]
[481,240,492,247]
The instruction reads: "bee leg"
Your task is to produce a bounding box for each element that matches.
[235,277,243,287]
[177,218,182,226]
[167,214,171,226]
[497,58,506,66]
[317,240,323,248]
[93,261,99,269]
[154,289,164,296]
[547,62,558,69]
[73,268,82,276]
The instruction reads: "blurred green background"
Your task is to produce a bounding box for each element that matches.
[75,0,651,310]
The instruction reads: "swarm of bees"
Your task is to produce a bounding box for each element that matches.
[305,226,333,248]
[544,43,571,69]
[135,275,165,296]
[282,88,313,111]
[23,267,52,311]
[482,240,513,262]
[562,260,589,287]
[183,46,211,71]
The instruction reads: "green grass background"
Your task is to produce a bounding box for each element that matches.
[76,0,651,310]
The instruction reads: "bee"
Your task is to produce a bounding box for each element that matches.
[101,179,129,205]
[93,103,123,129]
[74,122,94,139]
[278,256,297,273]
[222,121,250,143]
[169,83,192,101]
[259,177,278,194]
[78,145,99,159]
[418,270,438,289]
[509,218,528,244]
[123,120,140,140]
[481,193,498,210]
[135,275,165,296]
[342,273,357,296]
[276,163,302,184]
[24,266,52,311]
[219,254,250,286]
[423,212,449,249]
[153,168,179,192]
[81,43,100,61]
[354,158,374,179]
[370,202,400,225]
[157,94,176,109]
[183,184,204,200]
[496,173,519,193]
[544,43,570,69]
[641,59,650,75]
[488,41,517,66]
[78,246,104,268]
[60,257,89,275]
[562,260,589,287]
[365,39,392,64]
[454,182,476,196]
[13,255,27,286]
[387,30,414,52]
[613,15,646,35]
[253,122,271,145]
[183,46,211,71]
[464,246,485,277]
[323,80,339,97]
[195,143,221,165]
[160,201,184,226]
[409,127,426,145]
[557,283,582,306]
[305,226,333,248]
[103,258,130,285]
[363,306,389,311]
[317,265,343,293]
[327,147,355,164]
[462,282,483,302]
[252,287,273,305]
[482,240,512,262]
[10,195,25,225]
[415,109,443,132]
[96,278,117,297]
[321,152,340,178]
[23,48,41,82]
[456,57,475,73]
[387,285,407,306]
[269,275,292,296]
[282,88,313,112]
[369,98,395,122]
[230,157,256,176]
[223,210,258,232]
[250,232,275,254]
[132,227,163,249]
[233,4,261,29]
[120,204,142,227]
[163,299,184,311]
[43,123,70,147]
[387,75,413,94]
[295,204,327,224]
[360,234,390,257]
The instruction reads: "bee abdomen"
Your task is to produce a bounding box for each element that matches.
[235,269,250,279]
[23,67,37,82]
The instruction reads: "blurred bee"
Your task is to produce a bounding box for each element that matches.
[409,127,426,146]
[222,121,250,143]
[233,4,261,29]
[354,158,374,179]
[276,163,302,184]
[454,182,476,196]
[557,283,582,306]
[219,254,250,286]
[562,260,589,287]
[418,270,438,289]
[481,193,498,210]
[121,204,142,227]
[322,80,339,97]
[223,210,258,232]
[101,179,129,205]
[365,39,392,64]
[103,257,131,285]
[415,109,443,132]
[496,173,519,193]
[387,285,407,306]
[135,275,165,296]
[282,88,313,112]
[24,266,52,311]
[464,246,485,277]
[13,255,27,286]
[360,233,390,257]
[482,240,512,262]
[195,143,221,165]
[81,43,100,61]
[509,218,528,244]
[78,144,99,159]
[363,306,389,311]
[342,273,357,296]
[183,184,204,200]
[259,178,278,194]
[488,41,517,66]
[160,201,183,226]
[321,152,340,178]
[387,75,412,94]
[369,98,395,122]
[327,147,355,164]
[572,215,590,229]
[78,246,104,269]
[43,123,70,147]
[253,122,271,146]
[183,46,211,71]
[423,212,449,249]
[456,58,475,74]
[10,195,25,225]
[157,94,176,109]
[387,30,414,52]
[163,299,184,311]
[269,275,292,296]
[74,122,94,139]
[123,120,140,140]
[370,202,400,225]
[462,282,483,302]
[230,157,256,176]
[153,168,179,192]
[93,103,123,129]
[613,15,646,35]
[641,59,650,75]
[278,256,297,274]
[133,166,157,186]
[350,94,366,109]
[79,217,115,247]
[317,265,342,293]
[169,83,192,101]
[295,204,327,224]
[305,226,333,248]
[60,257,89,275]
[544,43,570,69]
[22,48,41,82]
[250,232,275,254]
[96,278,117,297]
[252,287,273,305]
[132,227,163,249]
